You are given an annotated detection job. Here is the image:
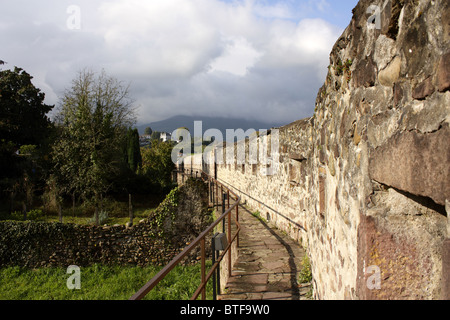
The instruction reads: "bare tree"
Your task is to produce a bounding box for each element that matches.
[52,69,136,224]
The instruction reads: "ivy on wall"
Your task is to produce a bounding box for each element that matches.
[0,178,211,269]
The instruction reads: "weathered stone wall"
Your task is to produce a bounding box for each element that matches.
[0,221,175,268]
[182,153,204,177]
[210,120,313,244]
[321,0,449,300]
[181,0,449,300]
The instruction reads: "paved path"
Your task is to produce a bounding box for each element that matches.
[218,205,311,300]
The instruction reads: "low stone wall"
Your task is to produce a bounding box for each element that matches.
[0,178,211,269]
[0,220,177,268]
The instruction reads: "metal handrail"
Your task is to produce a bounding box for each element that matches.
[130,170,241,300]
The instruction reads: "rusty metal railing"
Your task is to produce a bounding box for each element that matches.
[130,169,241,300]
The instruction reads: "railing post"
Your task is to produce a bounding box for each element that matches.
[213,181,216,208]
[222,193,226,233]
[236,201,239,248]
[209,181,213,205]
[228,209,232,278]
[201,238,206,300]
[215,182,218,211]
[212,235,216,300]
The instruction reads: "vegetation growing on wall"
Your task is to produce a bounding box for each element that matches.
[0,177,210,269]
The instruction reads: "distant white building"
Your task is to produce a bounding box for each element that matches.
[160,132,172,142]
[139,132,172,146]
[139,135,151,147]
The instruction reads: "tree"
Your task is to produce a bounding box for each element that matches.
[150,131,161,142]
[126,128,142,173]
[144,127,153,135]
[52,69,136,224]
[141,140,175,192]
[0,67,54,206]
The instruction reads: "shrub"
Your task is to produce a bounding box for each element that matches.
[27,209,46,221]
[298,254,312,284]
[10,209,45,221]
[88,210,109,225]
[10,211,22,221]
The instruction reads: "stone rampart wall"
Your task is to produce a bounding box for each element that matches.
[181,0,449,300]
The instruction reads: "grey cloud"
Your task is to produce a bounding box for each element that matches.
[1,0,344,126]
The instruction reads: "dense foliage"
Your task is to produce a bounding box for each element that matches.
[0,66,175,225]
[0,67,53,166]
[0,67,55,216]
[52,70,136,203]
[141,140,175,192]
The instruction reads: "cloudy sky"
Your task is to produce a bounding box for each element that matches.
[0,0,359,126]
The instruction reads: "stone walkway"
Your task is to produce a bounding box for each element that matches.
[218,204,311,300]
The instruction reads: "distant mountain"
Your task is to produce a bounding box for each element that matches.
[137,115,287,139]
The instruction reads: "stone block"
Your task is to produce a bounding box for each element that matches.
[437,51,450,93]
[378,56,401,87]
[402,11,430,78]
[393,82,404,106]
[353,56,376,88]
[369,125,450,206]
[443,239,450,300]
[412,76,435,100]
[357,213,434,300]
[319,175,326,216]
[353,124,361,145]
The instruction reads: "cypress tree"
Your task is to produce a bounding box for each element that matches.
[127,128,142,173]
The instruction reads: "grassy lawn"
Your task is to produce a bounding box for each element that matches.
[1,193,166,226]
[0,190,217,300]
[0,263,213,300]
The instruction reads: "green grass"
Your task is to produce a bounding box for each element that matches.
[3,209,156,227]
[1,195,161,227]
[0,263,213,300]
